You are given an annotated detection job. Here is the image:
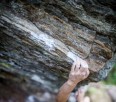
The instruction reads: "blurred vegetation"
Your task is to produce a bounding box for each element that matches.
[104,63,116,85]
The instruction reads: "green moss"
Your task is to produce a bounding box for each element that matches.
[0,62,11,68]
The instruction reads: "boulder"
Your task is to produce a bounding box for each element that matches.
[0,0,116,101]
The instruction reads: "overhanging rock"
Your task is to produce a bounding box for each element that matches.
[0,0,116,96]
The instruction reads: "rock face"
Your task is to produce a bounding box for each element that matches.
[0,0,116,101]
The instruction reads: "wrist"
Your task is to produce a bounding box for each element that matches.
[67,79,78,86]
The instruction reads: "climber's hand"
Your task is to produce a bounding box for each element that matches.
[68,59,90,85]
[56,58,89,102]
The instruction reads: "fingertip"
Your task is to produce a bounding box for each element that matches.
[76,59,81,67]
[75,91,79,96]
[71,62,76,72]
[80,60,89,69]
[87,69,90,75]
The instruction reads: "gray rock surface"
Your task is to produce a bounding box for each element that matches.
[0,0,116,101]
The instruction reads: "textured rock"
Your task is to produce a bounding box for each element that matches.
[0,0,116,101]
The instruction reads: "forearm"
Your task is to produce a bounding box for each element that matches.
[56,80,78,102]
[56,59,90,102]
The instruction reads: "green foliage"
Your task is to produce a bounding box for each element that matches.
[104,63,116,85]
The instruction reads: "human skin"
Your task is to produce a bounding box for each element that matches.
[76,88,90,102]
[56,58,90,102]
